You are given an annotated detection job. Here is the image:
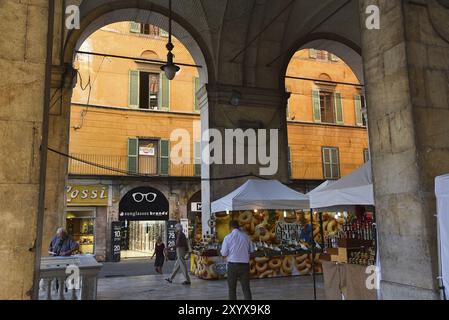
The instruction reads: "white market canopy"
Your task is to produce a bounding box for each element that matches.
[211,179,310,213]
[309,161,374,210]
[435,173,449,298]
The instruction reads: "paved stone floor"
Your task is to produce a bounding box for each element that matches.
[97,273,325,300]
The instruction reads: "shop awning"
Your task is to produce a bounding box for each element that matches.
[211,179,310,213]
[435,173,449,299]
[309,161,374,210]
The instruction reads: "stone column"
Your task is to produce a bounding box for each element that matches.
[198,84,289,236]
[360,0,449,299]
[0,0,52,299]
[42,64,75,255]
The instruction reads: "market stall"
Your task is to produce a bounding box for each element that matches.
[308,161,379,300]
[435,174,449,299]
[191,179,321,281]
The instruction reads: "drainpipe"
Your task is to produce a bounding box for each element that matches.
[32,0,55,300]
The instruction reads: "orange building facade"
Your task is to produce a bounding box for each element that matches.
[67,22,368,261]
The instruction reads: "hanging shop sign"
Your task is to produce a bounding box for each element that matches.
[139,145,155,156]
[119,186,169,221]
[66,185,109,206]
[190,202,202,212]
[111,221,122,262]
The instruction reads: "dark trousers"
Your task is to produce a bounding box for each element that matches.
[227,263,252,300]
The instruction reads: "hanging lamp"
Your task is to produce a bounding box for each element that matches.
[161,0,180,80]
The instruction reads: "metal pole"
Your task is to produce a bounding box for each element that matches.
[310,210,317,300]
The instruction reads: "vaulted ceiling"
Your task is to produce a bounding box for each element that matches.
[64,0,363,88]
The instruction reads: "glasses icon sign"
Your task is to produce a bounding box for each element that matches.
[132,192,157,203]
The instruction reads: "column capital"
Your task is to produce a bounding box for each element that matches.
[51,64,76,89]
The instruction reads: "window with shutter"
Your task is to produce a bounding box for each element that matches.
[159,28,169,37]
[194,141,201,176]
[334,92,344,124]
[194,77,200,112]
[355,95,364,126]
[312,90,321,122]
[128,70,140,108]
[322,147,340,179]
[309,49,317,59]
[130,22,141,33]
[160,73,170,110]
[364,149,370,163]
[288,146,292,178]
[330,54,339,62]
[159,140,170,175]
[128,138,139,174]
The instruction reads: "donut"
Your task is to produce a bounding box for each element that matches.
[296,259,308,270]
[249,260,256,276]
[238,211,252,225]
[296,254,308,263]
[268,258,282,270]
[259,270,273,278]
[281,256,293,274]
[256,261,268,273]
[208,265,218,278]
[327,219,337,233]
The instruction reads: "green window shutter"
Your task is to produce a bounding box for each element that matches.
[159,140,170,175]
[128,70,140,108]
[334,92,344,124]
[194,141,201,176]
[354,95,363,126]
[128,138,138,174]
[194,77,200,112]
[160,73,170,111]
[130,22,141,33]
[309,49,317,59]
[287,146,292,178]
[330,54,339,61]
[312,90,321,122]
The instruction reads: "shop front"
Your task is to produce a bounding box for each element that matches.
[66,184,110,259]
[187,191,202,245]
[117,186,169,259]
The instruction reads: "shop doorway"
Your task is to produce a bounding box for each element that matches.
[120,221,166,259]
[66,208,96,255]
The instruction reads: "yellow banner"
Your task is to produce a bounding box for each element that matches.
[66,185,109,206]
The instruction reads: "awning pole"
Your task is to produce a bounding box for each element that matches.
[310,209,317,300]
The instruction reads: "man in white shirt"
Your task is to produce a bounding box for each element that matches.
[220,220,254,300]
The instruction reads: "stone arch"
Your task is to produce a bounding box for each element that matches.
[63,2,215,84]
[280,33,364,91]
[140,50,159,60]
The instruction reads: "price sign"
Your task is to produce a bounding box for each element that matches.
[111,221,122,262]
[166,220,177,261]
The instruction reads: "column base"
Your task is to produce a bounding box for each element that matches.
[380,280,440,300]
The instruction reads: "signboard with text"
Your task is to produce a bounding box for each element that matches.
[66,185,109,206]
[111,221,122,262]
[166,220,177,261]
[119,186,169,221]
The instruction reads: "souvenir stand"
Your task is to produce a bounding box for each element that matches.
[190,179,321,298]
[308,161,379,300]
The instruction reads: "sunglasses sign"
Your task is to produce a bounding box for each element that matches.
[119,186,169,221]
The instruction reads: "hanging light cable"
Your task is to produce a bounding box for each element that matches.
[161,0,180,80]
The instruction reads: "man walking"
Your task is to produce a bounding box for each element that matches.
[221,220,254,300]
[166,223,191,285]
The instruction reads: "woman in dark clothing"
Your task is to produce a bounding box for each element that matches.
[151,236,166,274]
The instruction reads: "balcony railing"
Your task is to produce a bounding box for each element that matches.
[69,153,199,177]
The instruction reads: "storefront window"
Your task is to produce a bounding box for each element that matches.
[66,210,95,254]
[122,221,166,258]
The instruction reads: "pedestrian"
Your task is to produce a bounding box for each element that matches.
[165,223,191,285]
[221,220,254,300]
[48,227,79,256]
[151,236,166,274]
